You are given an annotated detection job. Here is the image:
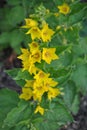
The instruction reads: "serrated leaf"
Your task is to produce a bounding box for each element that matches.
[71,95,80,115]
[3,100,32,128]
[68,6,87,25]
[15,70,33,80]
[72,37,87,57]
[0,88,19,128]
[63,81,80,114]
[6,68,21,79]
[71,63,87,94]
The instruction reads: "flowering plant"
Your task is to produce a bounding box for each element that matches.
[0,1,87,130]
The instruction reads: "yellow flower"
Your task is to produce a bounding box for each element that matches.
[21,18,38,28]
[17,48,31,71]
[28,64,39,75]
[41,23,54,42]
[19,88,32,100]
[24,80,34,88]
[44,78,58,88]
[48,87,61,100]
[26,26,41,40]
[29,41,39,53]
[17,48,30,61]
[58,3,70,15]
[34,105,44,115]
[42,48,59,64]
[34,70,50,81]
[33,90,42,102]
[31,50,42,63]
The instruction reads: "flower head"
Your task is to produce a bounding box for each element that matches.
[41,23,54,42]
[58,3,70,15]
[17,48,30,61]
[31,50,42,63]
[19,88,33,100]
[28,63,39,75]
[48,87,61,100]
[29,41,39,53]
[42,48,59,64]
[34,70,50,81]
[26,26,41,40]
[34,105,44,115]
[21,18,38,28]
[24,80,34,88]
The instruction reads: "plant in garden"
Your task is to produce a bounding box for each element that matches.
[0,0,87,130]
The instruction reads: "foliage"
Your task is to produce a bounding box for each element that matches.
[0,0,87,130]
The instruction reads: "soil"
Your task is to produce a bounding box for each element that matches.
[0,47,87,130]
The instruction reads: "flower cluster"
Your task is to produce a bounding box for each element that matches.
[22,19,54,42]
[18,41,60,115]
[17,3,69,115]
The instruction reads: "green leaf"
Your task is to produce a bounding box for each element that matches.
[6,68,33,80]
[71,63,87,94]
[6,5,25,26]
[15,70,33,81]
[63,81,80,114]
[71,95,80,115]
[3,100,32,128]
[53,0,63,6]
[6,68,33,87]
[0,32,10,45]
[72,37,87,57]
[0,88,19,128]
[7,0,21,5]
[6,68,21,79]
[10,30,25,54]
[12,125,29,130]
[80,19,87,37]
[68,6,87,25]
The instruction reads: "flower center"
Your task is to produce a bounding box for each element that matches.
[45,52,50,57]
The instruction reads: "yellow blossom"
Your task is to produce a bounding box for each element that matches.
[34,70,50,82]
[58,3,70,15]
[33,84,45,96]
[34,105,44,115]
[44,78,58,88]
[26,26,41,40]
[33,90,42,102]
[17,48,30,61]
[41,23,54,42]
[42,48,59,64]
[48,87,61,100]
[31,50,42,63]
[21,18,38,28]
[28,64,39,75]
[17,48,31,71]
[19,88,33,100]
[29,41,39,53]
[24,80,34,88]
